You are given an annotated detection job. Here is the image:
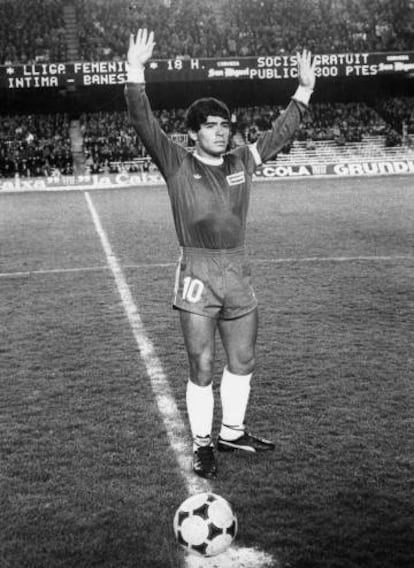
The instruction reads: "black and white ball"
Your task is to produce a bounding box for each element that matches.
[173,492,237,557]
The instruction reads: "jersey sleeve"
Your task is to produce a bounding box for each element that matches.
[253,99,308,164]
[124,82,187,179]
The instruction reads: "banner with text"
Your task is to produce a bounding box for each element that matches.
[1,158,414,192]
[1,51,414,89]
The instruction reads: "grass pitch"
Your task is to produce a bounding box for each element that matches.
[1,176,413,568]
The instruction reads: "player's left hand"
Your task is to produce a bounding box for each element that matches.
[297,49,316,90]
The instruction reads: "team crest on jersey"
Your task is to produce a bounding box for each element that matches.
[226,171,245,186]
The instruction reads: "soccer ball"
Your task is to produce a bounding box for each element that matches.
[173,492,237,557]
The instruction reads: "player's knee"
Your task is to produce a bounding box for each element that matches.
[228,351,255,376]
[188,352,215,386]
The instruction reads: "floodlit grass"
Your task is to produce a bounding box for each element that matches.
[1,176,413,568]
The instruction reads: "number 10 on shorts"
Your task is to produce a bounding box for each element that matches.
[182,277,204,303]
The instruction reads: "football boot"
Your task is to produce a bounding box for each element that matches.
[192,445,218,479]
[217,429,275,453]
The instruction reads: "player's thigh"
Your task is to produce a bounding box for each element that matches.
[179,310,218,372]
[218,308,258,373]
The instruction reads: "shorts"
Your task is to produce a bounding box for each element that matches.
[173,246,257,320]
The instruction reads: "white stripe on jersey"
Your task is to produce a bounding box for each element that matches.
[173,247,184,303]
[248,143,262,166]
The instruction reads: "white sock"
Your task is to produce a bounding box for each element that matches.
[186,380,214,450]
[220,367,252,441]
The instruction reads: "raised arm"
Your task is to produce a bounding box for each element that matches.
[124,29,186,178]
[127,28,156,81]
[296,49,316,92]
[253,49,316,164]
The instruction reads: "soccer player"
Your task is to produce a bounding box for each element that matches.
[125,29,316,479]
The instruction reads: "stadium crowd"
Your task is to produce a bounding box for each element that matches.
[1,96,412,177]
[296,102,388,145]
[374,96,414,141]
[0,0,67,65]
[1,0,414,64]
[1,0,413,176]
[221,0,414,56]
[57,0,414,60]
[69,100,401,175]
[0,114,73,177]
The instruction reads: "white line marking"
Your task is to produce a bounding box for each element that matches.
[84,192,203,492]
[0,266,111,278]
[84,192,275,568]
[0,263,173,278]
[1,255,413,279]
[262,255,414,264]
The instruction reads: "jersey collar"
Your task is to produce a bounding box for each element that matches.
[193,151,224,166]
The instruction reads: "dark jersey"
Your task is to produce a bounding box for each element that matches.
[125,83,307,249]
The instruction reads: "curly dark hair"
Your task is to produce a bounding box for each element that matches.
[185,97,230,132]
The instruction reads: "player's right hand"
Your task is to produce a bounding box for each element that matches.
[127,28,155,69]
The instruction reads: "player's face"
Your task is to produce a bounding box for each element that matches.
[190,116,231,158]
